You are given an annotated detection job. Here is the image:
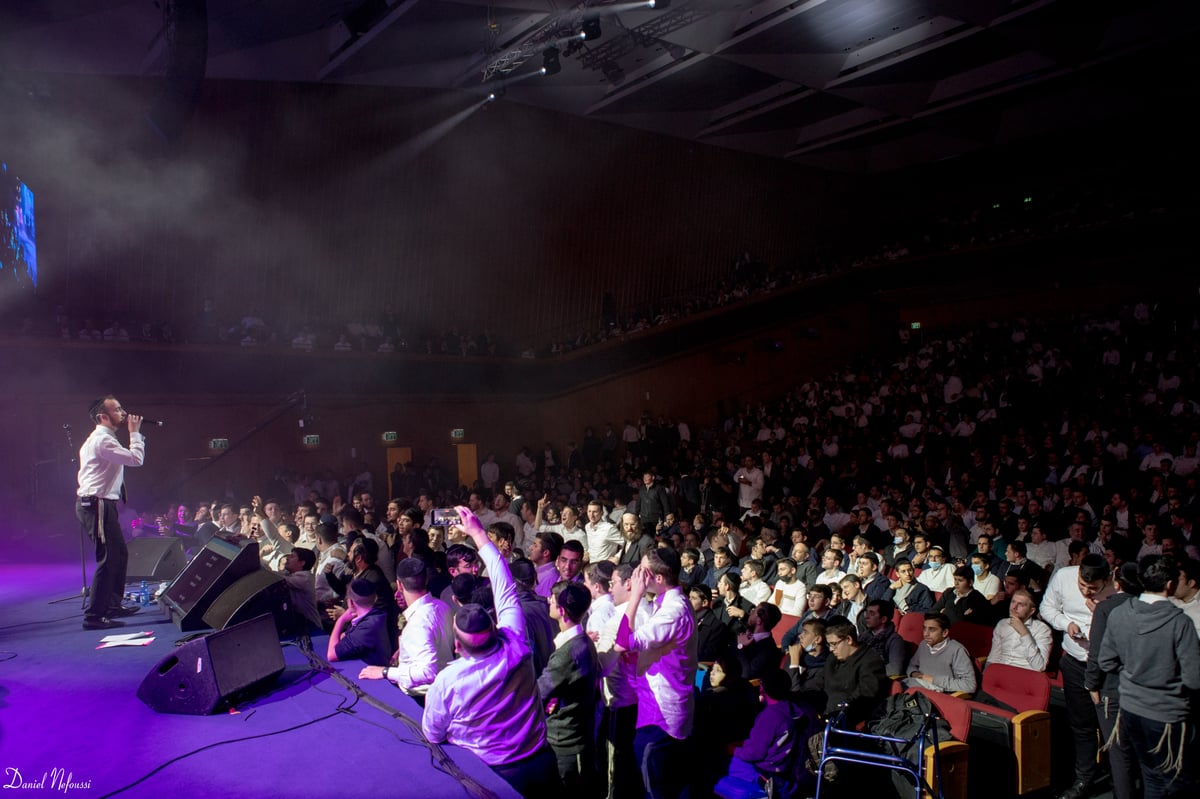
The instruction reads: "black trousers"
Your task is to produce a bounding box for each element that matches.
[76,497,128,619]
[1060,655,1101,786]
[492,745,562,797]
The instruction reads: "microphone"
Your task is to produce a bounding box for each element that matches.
[134,416,165,427]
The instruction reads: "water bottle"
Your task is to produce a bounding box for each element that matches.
[140,580,150,606]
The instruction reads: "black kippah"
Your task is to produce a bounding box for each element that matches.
[349,578,377,601]
[456,604,494,634]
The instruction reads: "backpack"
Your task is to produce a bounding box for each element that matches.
[868,691,955,796]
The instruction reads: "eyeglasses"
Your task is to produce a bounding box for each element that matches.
[826,638,849,649]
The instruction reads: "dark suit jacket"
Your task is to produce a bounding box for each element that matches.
[737,635,784,680]
[930,588,991,626]
[694,608,734,662]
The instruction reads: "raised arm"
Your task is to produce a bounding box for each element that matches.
[456,505,525,640]
[97,430,145,468]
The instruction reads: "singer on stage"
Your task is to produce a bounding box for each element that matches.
[76,396,145,630]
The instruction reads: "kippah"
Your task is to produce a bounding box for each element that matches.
[455,603,494,634]
[655,546,682,575]
[349,578,377,601]
[396,558,427,579]
[510,559,536,584]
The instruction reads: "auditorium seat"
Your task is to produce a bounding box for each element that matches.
[961,665,1053,796]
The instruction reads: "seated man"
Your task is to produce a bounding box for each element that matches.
[690,584,734,662]
[538,581,601,793]
[890,559,934,614]
[904,612,977,695]
[786,618,829,691]
[423,507,561,796]
[971,551,1003,603]
[739,558,772,605]
[771,557,807,616]
[327,578,392,667]
[801,621,889,726]
[930,566,992,626]
[917,546,956,594]
[736,602,784,681]
[859,599,906,677]
[987,588,1052,672]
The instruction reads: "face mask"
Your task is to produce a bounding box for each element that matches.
[927,560,943,571]
[971,563,984,576]
[803,643,817,654]
[894,536,905,545]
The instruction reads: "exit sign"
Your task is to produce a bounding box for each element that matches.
[381,431,398,443]
[302,434,321,448]
[450,428,465,441]
[209,438,229,450]
[910,322,922,330]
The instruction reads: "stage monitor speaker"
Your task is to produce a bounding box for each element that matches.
[159,539,262,631]
[126,537,188,582]
[136,613,286,715]
[202,569,299,638]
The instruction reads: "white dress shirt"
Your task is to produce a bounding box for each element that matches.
[988,617,1053,671]
[584,521,624,563]
[387,592,455,695]
[596,598,651,708]
[618,586,698,739]
[422,541,546,766]
[76,426,144,499]
[1039,565,1096,663]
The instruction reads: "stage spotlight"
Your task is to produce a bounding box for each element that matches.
[487,92,497,102]
[582,18,601,40]
[648,0,670,7]
[542,47,561,76]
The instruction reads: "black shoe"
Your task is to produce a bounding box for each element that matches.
[108,604,142,617]
[1058,781,1094,799]
[83,617,125,630]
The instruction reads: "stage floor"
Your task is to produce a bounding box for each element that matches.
[0,561,519,799]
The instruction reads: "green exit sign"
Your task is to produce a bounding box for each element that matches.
[209,438,229,450]
[302,434,321,447]
[910,322,922,330]
[450,428,465,441]
[381,431,398,443]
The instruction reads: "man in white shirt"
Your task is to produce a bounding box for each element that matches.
[771,558,807,615]
[1040,556,1113,799]
[490,493,523,541]
[988,589,1052,671]
[422,508,560,796]
[75,396,146,630]
[597,563,652,798]
[360,557,454,698]
[615,548,697,799]
[584,501,623,563]
[739,560,771,605]
[733,456,764,512]
[1025,525,1057,571]
[917,546,956,593]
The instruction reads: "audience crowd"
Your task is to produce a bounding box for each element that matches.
[10,185,1165,363]
[131,295,1200,799]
